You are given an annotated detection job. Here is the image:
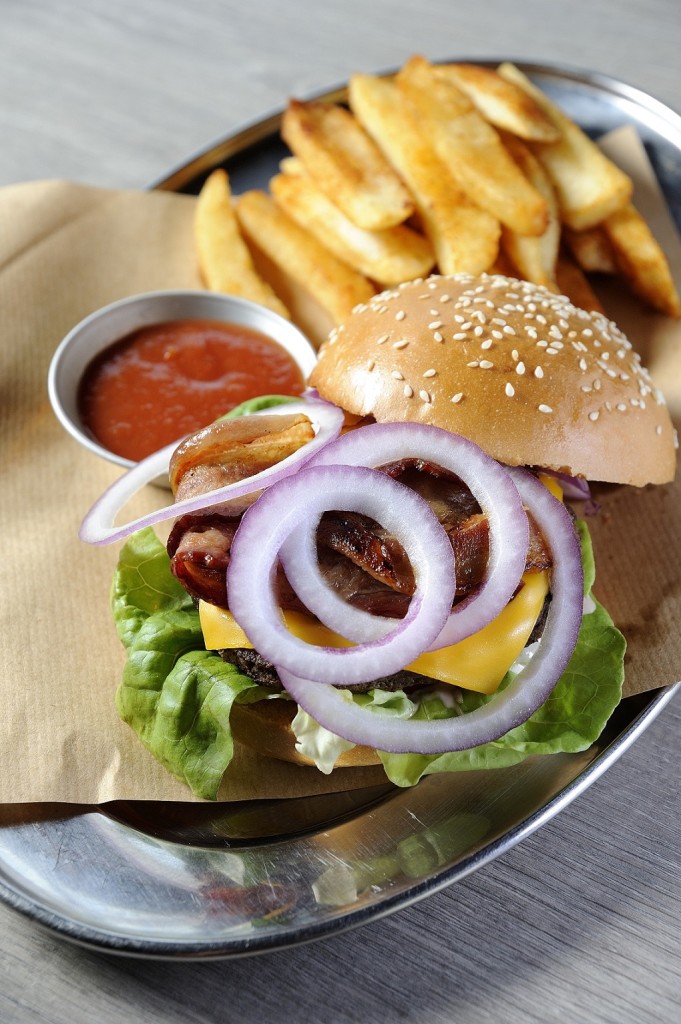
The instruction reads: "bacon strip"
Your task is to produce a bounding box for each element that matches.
[168,471,551,613]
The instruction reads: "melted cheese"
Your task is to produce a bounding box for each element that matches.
[199,569,548,695]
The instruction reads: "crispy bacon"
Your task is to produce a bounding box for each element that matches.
[168,463,551,614]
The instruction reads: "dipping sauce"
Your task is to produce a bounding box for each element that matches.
[78,318,306,461]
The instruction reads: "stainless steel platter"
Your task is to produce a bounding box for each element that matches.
[2,61,680,959]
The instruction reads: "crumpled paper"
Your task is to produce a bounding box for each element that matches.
[0,127,679,804]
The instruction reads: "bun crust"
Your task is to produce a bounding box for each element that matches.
[229,698,381,768]
[309,274,676,486]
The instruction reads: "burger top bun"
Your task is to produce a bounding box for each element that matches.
[309,274,677,486]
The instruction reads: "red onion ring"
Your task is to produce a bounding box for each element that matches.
[79,397,344,546]
[226,463,456,686]
[279,423,529,648]
[278,467,584,753]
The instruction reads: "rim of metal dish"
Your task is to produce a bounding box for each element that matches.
[0,683,677,960]
[150,58,681,193]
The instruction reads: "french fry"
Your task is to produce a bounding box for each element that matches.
[281,98,415,230]
[194,169,290,318]
[396,56,549,236]
[278,155,306,176]
[497,62,633,231]
[270,170,435,287]
[235,189,375,324]
[348,72,500,275]
[555,251,605,313]
[499,132,561,289]
[563,225,618,274]
[436,63,560,143]
[602,202,681,317]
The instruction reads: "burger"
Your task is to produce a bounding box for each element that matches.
[95,273,676,799]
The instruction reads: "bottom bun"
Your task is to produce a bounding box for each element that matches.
[230,699,382,768]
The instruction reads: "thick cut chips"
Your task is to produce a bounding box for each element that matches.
[235,189,375,325]
[497,62,633,231]
[271,169,435,287]
[281,99,415,231]
[349,71,500,275]
[194,169,290,318]
[396,56,549,236]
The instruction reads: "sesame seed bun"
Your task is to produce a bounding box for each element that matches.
[309,273,677,486]
[230,699,381,768]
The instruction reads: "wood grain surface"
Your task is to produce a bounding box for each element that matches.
[1,2,680,1021]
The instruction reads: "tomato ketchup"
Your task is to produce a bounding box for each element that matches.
[78,318,306,461]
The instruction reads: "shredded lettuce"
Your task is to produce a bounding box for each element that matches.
[111,518,625,799]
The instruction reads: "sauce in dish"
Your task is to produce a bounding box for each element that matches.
[78,318,306,461]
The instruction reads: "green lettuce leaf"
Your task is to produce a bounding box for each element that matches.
[220,394,301,420]
[112,529,262,799]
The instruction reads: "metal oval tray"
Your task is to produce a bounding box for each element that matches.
[2,61,680,960]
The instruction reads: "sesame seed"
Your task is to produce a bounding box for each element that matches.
[538,404,553,414]
[393,339,409,349]
[420,389,432,403]
[460,322,472,330]
[391,370,404,380]
[512,349,519,361]
[430,309,440,316]
[505,382,515,397]
[536,314,547,324]
[440,294,451,303]
[376,334,389,345]
[479,360,494,369]
[395,310,406,321]
[579,358,588,371]
[453,332,466,341]
[467,360,479,368]
[582,328,593,337]
[589,411,600,422]
[581,384,592,393]
[503,325,516,336]
[423,368,437,378]
[516,362,526,375]
[617,403,627,412]
[481,338,493,350]
[534,366,544,379]
[474,325,484,337]
[491,330,503,340]
[451,392,464,404]
[656,424,663,436]
[429,320,443,329]
[433,331,443,342]
[404,384,414,398]
[367,359,375,371]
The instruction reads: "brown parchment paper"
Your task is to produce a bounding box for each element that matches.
[0,127,679,805]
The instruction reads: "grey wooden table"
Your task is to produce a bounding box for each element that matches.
[1,1,679,1021]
